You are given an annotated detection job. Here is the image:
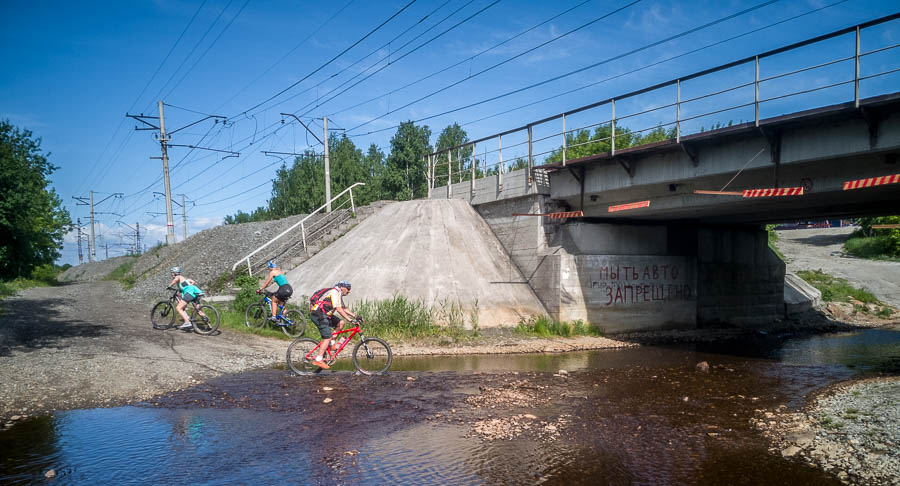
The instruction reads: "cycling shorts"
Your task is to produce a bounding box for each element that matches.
[310,309,340,339]
[274,284,293,302]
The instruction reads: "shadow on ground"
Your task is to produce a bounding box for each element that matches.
[792,233,851,247]
[0,294,111,357]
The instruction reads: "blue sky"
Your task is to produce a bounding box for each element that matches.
[1,0,898,265]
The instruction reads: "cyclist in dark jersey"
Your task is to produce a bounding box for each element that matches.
[257,260,293,322]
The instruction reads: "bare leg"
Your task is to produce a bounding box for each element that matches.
[176,300,191,323]
[270,297,279,317]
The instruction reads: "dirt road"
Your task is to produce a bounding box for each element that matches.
[0,281,627,422]
[775,226,900,308]
[0,281,286,421]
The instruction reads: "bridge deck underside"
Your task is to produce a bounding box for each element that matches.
[546,93,900,224]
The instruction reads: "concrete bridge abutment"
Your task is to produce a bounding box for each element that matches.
[475,194,784,331]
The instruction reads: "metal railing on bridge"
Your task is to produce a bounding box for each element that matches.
[424,13,900,199]
[231,183,365,276]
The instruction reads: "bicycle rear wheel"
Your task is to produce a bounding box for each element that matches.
[352,337,392,375]
[151,301,176,330]
[279,309,306,338]
[286,338,323,375]
[191,304,220,335]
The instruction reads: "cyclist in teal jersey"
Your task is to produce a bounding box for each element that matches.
[167,266,207,330]
[258,260,293,322]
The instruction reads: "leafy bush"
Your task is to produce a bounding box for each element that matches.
[30,264,59,284]
[847,216,900,259]
[232,274,261,312]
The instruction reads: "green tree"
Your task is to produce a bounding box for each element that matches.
[0,120,72,278]
[434,123,472,184]
[383,121,432,200]
[362,143,386,203]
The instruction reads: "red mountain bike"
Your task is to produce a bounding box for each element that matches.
[286,316,392,376]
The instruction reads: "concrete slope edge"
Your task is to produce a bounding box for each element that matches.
[286,199,549,328]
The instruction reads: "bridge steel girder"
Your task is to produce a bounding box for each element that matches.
[544,93,900,224]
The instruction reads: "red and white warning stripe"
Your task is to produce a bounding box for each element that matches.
[608,200,650,212]
[843,173,900,190]
[511,210,583,218]
[742,187,803,197]
[547,211,584,219]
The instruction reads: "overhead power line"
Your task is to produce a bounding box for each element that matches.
[291,0,479,117]
[347,0,780,135]
[270,0,459,118]
[333,0,638,127]
[234,0,419,118]
[214,0,357,113]
[163,0,251,100]
[327,0,596,118]
[457,0,850,130]
[74,0,211,198]
[149,0,237,109]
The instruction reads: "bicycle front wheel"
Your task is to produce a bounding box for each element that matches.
[192,304,220,335]
[280,309,306,338]
[286,338,323,375]
[245,303,267,328]
[151,301,176,330]
[352,337,392,375]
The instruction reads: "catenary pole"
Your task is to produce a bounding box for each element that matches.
[159,101,176,245]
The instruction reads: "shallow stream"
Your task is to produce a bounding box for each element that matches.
[2,327,899,485]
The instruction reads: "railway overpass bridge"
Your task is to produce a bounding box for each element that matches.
[427,15,900,331]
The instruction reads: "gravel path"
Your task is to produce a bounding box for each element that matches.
[775,227,900,309]
[0,281,286,423]
[0,280,630,424]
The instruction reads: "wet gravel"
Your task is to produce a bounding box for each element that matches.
[754,377,900,486]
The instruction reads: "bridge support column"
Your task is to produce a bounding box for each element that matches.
[696,227,785,327]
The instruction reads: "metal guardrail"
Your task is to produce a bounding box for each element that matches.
[424,13,900,193]
[231,182,365,275]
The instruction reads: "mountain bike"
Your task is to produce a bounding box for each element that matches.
[244,290,306,337]
[151,287,220,335]
[286,316,391,376]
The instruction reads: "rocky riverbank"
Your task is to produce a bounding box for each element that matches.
[754,377,900,486]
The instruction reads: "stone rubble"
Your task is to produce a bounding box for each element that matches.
[753,377,900,486]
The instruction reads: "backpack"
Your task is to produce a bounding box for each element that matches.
[309,287,336,311]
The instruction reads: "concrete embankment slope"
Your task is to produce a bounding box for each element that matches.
[285,199,547,327]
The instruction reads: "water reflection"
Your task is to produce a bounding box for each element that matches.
[2,328,898,484]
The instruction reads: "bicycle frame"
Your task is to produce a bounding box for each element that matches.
[311,324,363,363]
[258,291,286,315]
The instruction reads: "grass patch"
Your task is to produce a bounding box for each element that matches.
[515,315,604,337]
[798,269,897,318]
[0,264,63,299]
[820,415,843,429]
[218,308,295,340]
[844,235,900,261]
[796,269,879,304]
[354,295,470,341]
[105,260,137,289]
[767,224,785,261]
